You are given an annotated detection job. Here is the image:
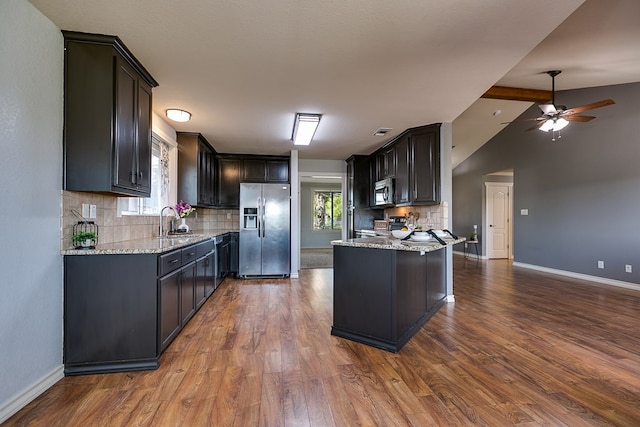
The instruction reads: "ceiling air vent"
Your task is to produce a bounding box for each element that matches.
[373,127,393,136]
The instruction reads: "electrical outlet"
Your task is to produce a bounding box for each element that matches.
[520,209,529,216]
[89,204,97,219]
[597,260,604,269]
[625,265,632,273]
[227,212,232,219]
[82,203,90,218]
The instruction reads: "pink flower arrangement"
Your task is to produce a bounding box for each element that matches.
[175,200,195,218]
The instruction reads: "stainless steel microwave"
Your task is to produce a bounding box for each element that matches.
[374,178,394,207]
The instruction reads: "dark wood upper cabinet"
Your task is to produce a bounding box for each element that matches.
[242,158,267,182]
[365,123,441,207]
[394,135,410,205]
[266,159,290,183]
[63,31,158,197]
[409,124,441,205]
[242,158,290,183]
[375,146,396,181]
[177,132,216,207]
[216,157,241,208]
[216,155,289,208]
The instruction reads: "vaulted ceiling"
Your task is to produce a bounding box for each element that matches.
[29,0,640,164]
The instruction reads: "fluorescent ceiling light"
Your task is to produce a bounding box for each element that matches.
[166,109,192,122]
[292,113,321,146]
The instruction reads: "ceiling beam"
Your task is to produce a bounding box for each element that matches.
[481,86,552,103]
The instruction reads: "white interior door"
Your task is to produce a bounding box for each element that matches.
[485,183,512,259]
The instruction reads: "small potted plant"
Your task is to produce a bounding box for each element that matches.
[72,230,97,249]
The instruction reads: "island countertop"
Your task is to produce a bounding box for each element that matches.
[331,235,465,252]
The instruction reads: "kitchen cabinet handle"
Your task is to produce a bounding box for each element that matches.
[169,259,179,264]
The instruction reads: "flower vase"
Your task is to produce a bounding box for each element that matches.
[177,217,190,233]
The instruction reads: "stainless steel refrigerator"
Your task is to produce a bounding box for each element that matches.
[239,183,290,277]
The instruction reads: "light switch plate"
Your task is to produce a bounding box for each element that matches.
[82,203,90,218]
[520,209,529,216]
[89,204,97,219]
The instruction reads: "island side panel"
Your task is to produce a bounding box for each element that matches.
[395,250,428,339]
[332,246,394,346]
[427,248,446,311]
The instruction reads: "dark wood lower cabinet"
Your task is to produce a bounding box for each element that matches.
[196,251,215,308]
[64,254,159,375]
[64,239,218,375]
[159,268,181,352]
[180,261,196,326]
[331,245,447,352]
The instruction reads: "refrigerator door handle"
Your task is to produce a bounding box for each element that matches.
[257,197,261,238]
[261,197,266,238]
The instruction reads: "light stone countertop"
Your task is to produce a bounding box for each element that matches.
[62,231,234,256]
[331,235,466,253]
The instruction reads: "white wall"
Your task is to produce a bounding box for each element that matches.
[0,0,64,421]
[440,123,455,299]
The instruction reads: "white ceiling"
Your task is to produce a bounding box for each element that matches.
[29,0,640,164]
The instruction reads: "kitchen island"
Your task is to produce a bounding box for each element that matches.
[331,234,464,352]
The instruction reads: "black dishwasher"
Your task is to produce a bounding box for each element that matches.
[215,234,230,287]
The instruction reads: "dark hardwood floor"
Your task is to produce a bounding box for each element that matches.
[6,256,640,426]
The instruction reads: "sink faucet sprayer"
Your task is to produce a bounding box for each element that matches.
[159,205,177,237]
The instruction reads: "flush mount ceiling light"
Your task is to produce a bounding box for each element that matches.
[292,113,321,146]
[166,109,192,122]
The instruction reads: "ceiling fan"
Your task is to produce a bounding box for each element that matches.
[509,70,615,140]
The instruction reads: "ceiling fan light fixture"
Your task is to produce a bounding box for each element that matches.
[539,120,554,132]
[539,117,569,132]
[166,109,192,122]
[553,118,569,131]
[292,113,322,146]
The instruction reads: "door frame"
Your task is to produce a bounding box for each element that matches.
[484,182,513,259]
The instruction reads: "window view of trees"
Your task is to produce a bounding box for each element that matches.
[313,191,342,230]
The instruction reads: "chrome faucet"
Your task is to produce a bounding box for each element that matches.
[159,205,177,237]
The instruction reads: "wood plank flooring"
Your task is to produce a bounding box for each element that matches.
[6,256,640,426]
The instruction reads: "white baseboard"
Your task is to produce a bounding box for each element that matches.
[0,365,64,424]
[445,295,455,303]
[452,250,486,260]
[512,262,640,292]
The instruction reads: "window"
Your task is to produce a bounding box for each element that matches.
[118,135,170,215]
[313,190,342,230]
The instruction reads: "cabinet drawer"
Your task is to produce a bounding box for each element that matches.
[196,239,214,258]
[182,245,198,264]
[159,249,182,276]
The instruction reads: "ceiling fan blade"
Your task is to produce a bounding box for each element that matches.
[525,120,547,131]
[563,99,615,115]
[565,115,596,122]
[539,104,557,115]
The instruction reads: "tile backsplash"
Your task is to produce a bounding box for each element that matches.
[384,202,448,230]
[61,191,239,249]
